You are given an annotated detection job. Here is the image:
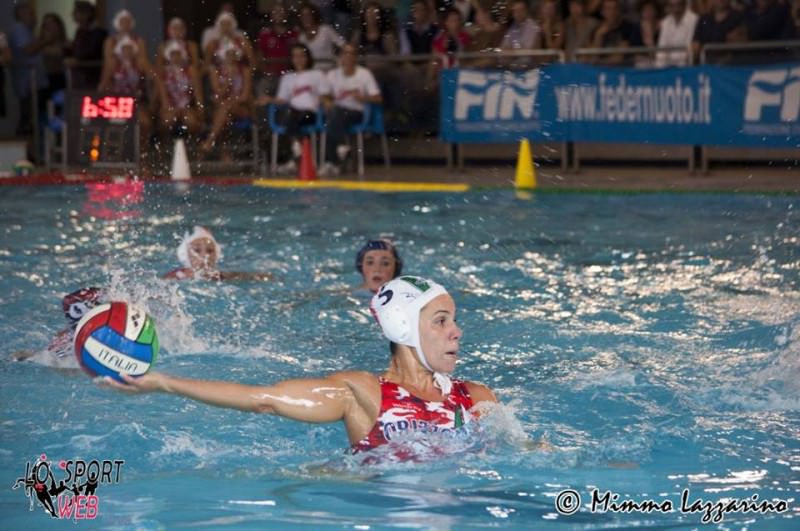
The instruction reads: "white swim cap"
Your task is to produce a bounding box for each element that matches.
[114,35,138,57]
[370,276,453,395]
[215,11,237,30]
[164,39,187,61]
[113,9,135,32]
[177,226,222,267]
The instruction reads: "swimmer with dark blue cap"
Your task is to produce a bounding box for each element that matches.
[355,238,403,293]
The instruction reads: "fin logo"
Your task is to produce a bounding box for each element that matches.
[455,70,540,121]
[743,67,800,122]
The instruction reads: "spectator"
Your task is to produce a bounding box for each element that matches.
[8,1,48,136]
[201,3,238,53]
[565,0,598,61]
[538,0,565,50]
[691,0,746,62]
[591,0,638,64]
[655,0,698,66]
[432,8,472,71]
[467,2,505,52]
[40,13,68,99]
[156,39,204,138]
[68,0,107,90]
[201,38,254,160]
[399,0,440,55]
[633,0,661,48]
[332,0,356,38]
[157,18,200,71]
[319,43,382,177]
[351,2,399,57]
[746,0,796,41]
[204,12,255,72]
[452,0,476,23]
[102,10,148,68]
[257,43,331,175]
[0,32,10,119]
[257,3,297,96]
[298,3,346,70]
[501,0,543,68]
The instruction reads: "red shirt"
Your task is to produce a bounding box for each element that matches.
[432,30,472,68]
[258,28,297,76]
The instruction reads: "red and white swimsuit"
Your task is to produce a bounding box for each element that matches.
[353,377,474,457]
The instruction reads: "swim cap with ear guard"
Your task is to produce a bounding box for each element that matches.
[177,226,222,267]
[370,276,452,395]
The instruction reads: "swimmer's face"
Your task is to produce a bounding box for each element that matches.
[188,237,218,271]
[361,249,397,292]
[418,294,461,374]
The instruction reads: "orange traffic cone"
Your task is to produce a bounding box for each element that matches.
[298,137,317,181]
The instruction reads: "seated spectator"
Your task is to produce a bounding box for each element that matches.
[40,13,67,100]
[467,2,505,56]
[691,0,746,63]
[102,10,148,69]
[257,2,297,97]
[156,40,204,138]
[157,18,200,71]
[204,12,255,73]
[68,1,107,91]
[746,0,796,41]
[501,0,542,67]
[399,0,440,55]
[257,43,331,175]
[201,3,237,53]
[452,0,476,23]
[351,1,399,57]
[630,0,661,67]
[565,0,598,61]
[655,0,698,67]
[298,3,346,70]
[538,0,565,51]
[591,0,638,64]
[98,36,152,147]
[9,2,48,136]
[201,39,253,159]
[432,8,472,71]
[319,43,382,177]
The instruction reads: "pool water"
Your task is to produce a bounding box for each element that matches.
[0,184,798,529]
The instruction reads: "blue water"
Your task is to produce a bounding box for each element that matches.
[0,184,798,529]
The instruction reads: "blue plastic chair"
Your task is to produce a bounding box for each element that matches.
[347,103,390,178]
[44,90,67,170]
[230,117,259,170]
[267,104,326,176]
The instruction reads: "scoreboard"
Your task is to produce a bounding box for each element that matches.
[66,92,139,168]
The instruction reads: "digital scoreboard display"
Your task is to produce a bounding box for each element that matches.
[66,92,139,168]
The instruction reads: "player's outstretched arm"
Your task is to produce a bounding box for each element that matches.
[105,372,353,423]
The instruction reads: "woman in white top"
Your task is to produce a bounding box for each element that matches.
[298,3,346,71]
[258,43,331,173]
[320,43,382,177]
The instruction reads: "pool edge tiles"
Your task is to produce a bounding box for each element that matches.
[252,179,471,193]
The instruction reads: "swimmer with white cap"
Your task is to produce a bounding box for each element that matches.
[104,275,497,460]
[163,226,271,281]
[12,287,105,370]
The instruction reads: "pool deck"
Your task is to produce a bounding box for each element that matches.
[1,164,798,193]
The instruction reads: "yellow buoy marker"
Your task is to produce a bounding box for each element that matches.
[514,138,536,189]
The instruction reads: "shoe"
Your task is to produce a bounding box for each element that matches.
[318,162,340,178]
[275,160,297,175]
[291,140,302,159]
[336,144,351,162]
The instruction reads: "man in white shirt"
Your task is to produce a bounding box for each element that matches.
[320,44,382,177]
[500,0,542,68]
[656,0,699,67]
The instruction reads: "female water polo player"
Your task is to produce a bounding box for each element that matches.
[11,287,105,369]
[105,276,497,460]
[355,238,403,293]
[163,226,272,281]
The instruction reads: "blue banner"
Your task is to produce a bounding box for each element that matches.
[439,63,800,148]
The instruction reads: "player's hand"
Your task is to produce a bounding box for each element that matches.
[99,372,166,393]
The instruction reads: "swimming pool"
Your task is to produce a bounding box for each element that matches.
[1,184,798,529]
